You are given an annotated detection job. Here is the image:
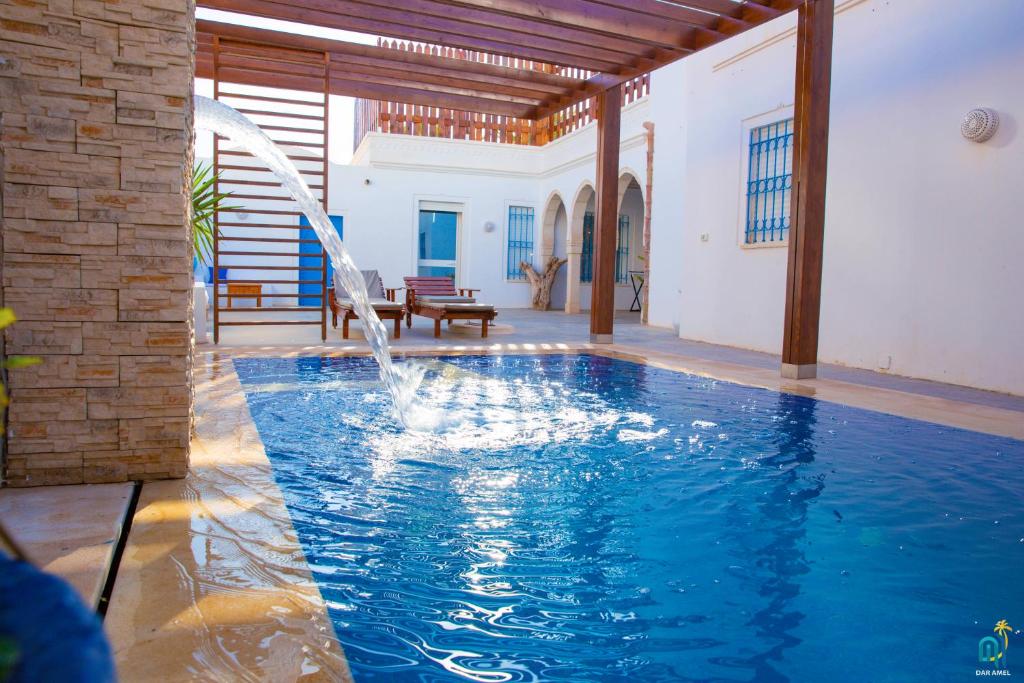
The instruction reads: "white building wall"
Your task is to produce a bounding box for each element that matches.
[339,98,651,310]
[647,0,1024,395]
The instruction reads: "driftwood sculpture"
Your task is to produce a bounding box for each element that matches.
[521,256,568,310]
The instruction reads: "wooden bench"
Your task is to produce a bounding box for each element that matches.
[328,270,405,339]
[403,276,497,338]
[225,283,262,308]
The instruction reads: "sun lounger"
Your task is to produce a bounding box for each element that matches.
[328,270,405,339]
[403,276,497,338]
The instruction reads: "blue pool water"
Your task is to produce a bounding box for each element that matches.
[234,354,1024,682]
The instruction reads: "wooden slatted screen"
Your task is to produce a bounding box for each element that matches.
[212,37,330,342]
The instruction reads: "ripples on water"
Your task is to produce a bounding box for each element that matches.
[235,354,1024,683]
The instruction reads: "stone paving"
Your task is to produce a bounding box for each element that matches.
[209,307,1024,414]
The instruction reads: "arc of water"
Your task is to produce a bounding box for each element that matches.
[194,95,411,424]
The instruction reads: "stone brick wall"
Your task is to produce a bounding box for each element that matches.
[0,0,195,486]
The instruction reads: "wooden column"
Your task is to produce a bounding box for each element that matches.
[590,86,621,343]
[782,0,834,379]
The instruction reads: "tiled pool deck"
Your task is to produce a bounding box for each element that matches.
[7,309,1023,681]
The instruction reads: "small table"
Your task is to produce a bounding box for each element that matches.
[629,271,645,312]
[225,283,262,308]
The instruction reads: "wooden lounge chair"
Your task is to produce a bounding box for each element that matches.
[328,270,405,339]
[403,276,497,338]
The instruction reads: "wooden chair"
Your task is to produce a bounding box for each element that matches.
[403,276,497,338]
[328,270,405,339]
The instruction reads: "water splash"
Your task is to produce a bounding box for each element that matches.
[194,95,417,424]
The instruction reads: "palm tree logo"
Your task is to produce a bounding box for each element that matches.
[980,620,1013,670]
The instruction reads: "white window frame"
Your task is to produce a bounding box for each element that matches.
[414,197,468,284]
[737,105,794,250]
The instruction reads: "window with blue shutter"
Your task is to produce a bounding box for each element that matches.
[745,118,794,244]
[506,206,535,280]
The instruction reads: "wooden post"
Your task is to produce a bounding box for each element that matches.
[590,85,621,343]
[782,0,834,379]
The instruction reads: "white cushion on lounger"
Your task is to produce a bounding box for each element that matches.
[424,302,494,312]
[338,297,403,310]
[417,295,476,304]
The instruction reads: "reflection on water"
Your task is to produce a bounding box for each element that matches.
[235,354,1024,683]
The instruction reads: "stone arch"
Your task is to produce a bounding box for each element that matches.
[539,189,565,265]
[616,169,646,314]
[564,182,595,313]
[616,167,644,208]
[569,181,596,250]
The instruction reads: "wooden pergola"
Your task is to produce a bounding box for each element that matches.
[196,0,834,379]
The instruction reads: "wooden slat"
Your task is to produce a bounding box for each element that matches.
[217,250,318,257]
[218,292,323,298]
[221,236,322,244]
[216,307,322,312]
[218,321,323,326]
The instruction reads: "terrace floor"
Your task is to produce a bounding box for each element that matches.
[211,307,1024,414]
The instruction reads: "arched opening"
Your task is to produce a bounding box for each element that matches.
[616,170,645,315]
[540,192,569,311]
[566,183,596,313]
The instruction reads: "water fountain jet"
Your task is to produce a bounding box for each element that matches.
[194,95,416,423]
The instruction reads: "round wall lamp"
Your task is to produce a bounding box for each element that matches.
[961,107,999,143]
[483,221,496,233]
[235,211,250,220]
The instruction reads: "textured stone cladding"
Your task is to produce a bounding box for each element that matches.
[0,0,195,486]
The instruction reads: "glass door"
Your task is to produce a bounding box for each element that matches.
[417,210,459,279]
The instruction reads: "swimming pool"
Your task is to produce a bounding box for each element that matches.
[235,354,1024,682]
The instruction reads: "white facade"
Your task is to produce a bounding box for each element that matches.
[201,0,1024,395]
[334,98,651,309]
[202,98,651,310]
[645,0,1024,395]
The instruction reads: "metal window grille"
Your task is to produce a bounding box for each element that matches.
[506,206,535,280]
[745,118,794,244]
[615,214,630,284]
[580,211,594,283]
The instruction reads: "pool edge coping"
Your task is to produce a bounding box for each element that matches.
[106,352,353,682]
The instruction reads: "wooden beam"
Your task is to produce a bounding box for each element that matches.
[199,0,625,71]
[589,85,621,343]
[201,58,539,117]
[432,0,705,50]
[531,1,800,118]
[328,75,538,118]
[781,0,834,379]
[197,20,581,91]
[341,0,664,59]
[329,57,553,102]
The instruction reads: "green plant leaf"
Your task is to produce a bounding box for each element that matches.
[0,308,16,330]
[192,162,242,266]
[3,356,41,370]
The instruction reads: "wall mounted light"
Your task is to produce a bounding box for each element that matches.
[363,178,372,185]
[961,108,999,143]
[483,221,496,233]
[236,211,250,220]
